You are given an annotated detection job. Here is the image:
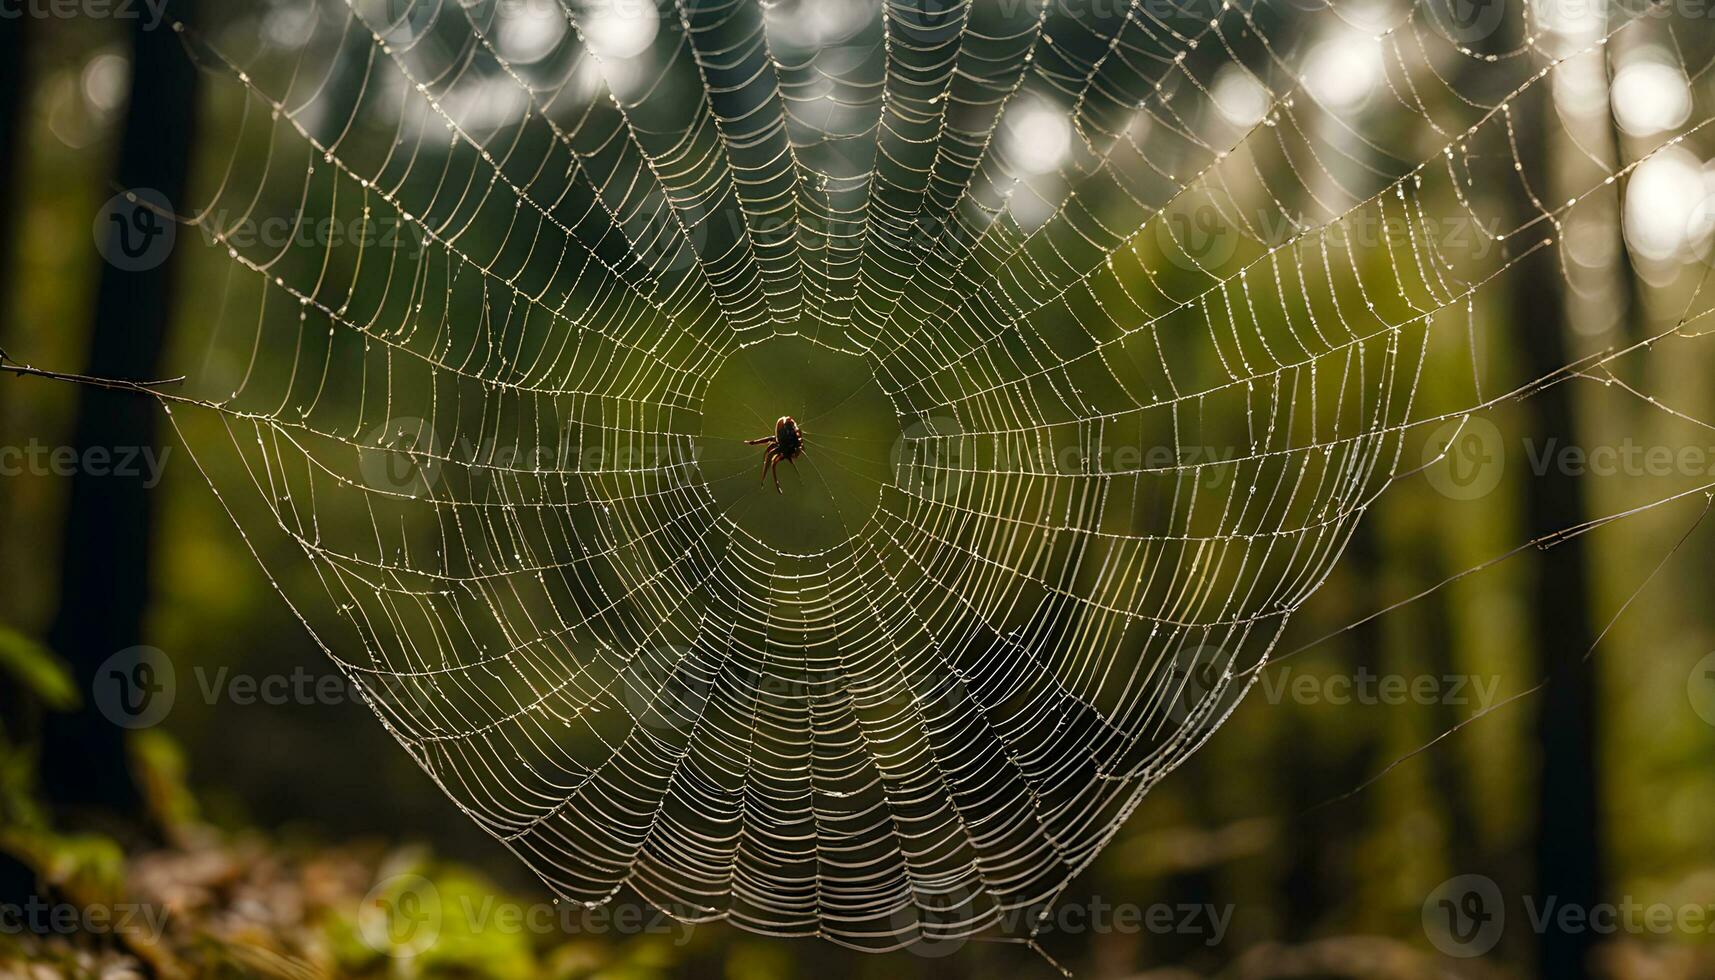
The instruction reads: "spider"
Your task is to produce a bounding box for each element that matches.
[745,415,805,493]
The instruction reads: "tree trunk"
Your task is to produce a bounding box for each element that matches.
[0,10,37,907]
[41,7,200,823]
[1507,73,1606,980]
[0,0,27,542]
[1413,528,1485,879]
[1281,521,1380,940]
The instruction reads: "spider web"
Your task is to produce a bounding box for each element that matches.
[125,0,1715,957]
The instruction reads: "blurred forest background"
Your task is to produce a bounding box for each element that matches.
[2,0,1715,978]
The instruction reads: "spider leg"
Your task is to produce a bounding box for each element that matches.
[744,436,776,446]
[758,447,776,486]
[771,455,783,494]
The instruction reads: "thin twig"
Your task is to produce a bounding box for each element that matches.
[0,347,187,397]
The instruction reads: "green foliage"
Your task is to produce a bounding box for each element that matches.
[0,623,76,712]
[326,861,538,979]
[0,622,73,830]
[0,827,129,911]
[129,728,203,838]
[724,942,791,980]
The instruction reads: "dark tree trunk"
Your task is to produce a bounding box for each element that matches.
[0,0,27,535]
[41,7,200,823]
[1413,529,1484,879]
[0,10,37,906]
[1506,75,1606,980]
[1149,761,1224,969]
[1281,522,1380,940]
[0,2,31,734]
[0,13,25,315]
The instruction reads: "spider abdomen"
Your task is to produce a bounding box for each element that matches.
[775,416,803,458]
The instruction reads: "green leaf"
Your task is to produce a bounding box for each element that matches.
[130,730,202,833]
[0,827,129,906]
[0,625,78,712]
